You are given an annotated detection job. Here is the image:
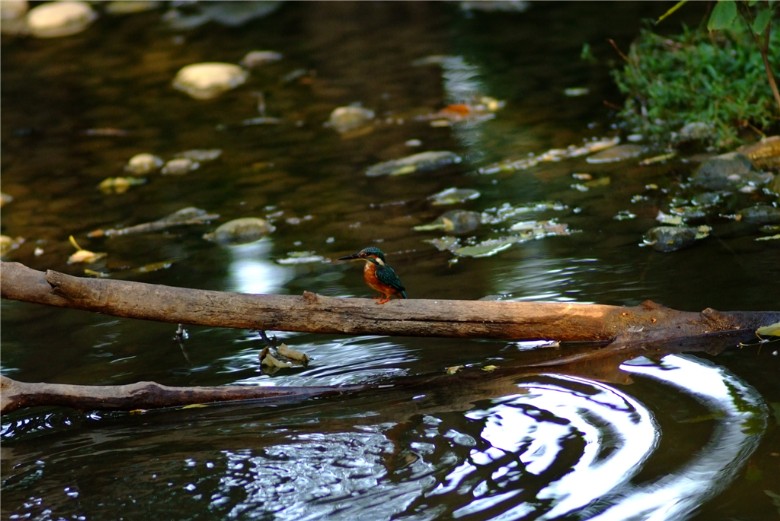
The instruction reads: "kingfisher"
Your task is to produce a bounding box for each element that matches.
[338,246,407,304]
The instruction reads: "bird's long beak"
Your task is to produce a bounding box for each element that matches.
[338,252,362,261]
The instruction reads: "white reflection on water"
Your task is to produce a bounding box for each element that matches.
[589,354,768,521]
[224,239,293,294]
[439,55,489,153]
[421,354,766,521]
[446,375,657,519]
[532,376,658,519]
[495,256,645,304]
[1,356,767,521]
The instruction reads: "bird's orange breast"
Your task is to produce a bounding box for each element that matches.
[363,261,393,296]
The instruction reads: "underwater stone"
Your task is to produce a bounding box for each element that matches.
[643,226,698,252]
[161,157,199,175]
[172,62,248,100]
[27,1,96,38]
[241,50,283,68]
[436,210,481,235]
[125,153,163,175]
[1,0,28,35]
[586,144,643,164]
[104,1,160,15]
[366,151,462,177]
[737,205,780,225]
[204,217,276,245]
[690,153,769,191]
[328,106,375,134]
[738,135,780,170]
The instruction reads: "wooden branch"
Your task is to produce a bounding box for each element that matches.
[0,375,371,413]
[4,262,775,415]
[2,262,778,342]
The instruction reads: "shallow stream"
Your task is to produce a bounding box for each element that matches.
[2,3,779,520]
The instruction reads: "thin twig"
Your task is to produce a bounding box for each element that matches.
[760,22,780,113]
[607,38,631,63]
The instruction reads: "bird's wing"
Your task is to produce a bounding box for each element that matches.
[376,265,406,292]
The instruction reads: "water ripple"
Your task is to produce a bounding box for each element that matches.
[395,355,766,520]
[0,355,767,521]
[401,374,657,519]
[589,355,768,521]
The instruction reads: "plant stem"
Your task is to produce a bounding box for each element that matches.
[738,1,780,115]
[760,23,780,114]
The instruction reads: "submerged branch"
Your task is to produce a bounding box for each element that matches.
[0,375,371,414]
[0,325,749,414]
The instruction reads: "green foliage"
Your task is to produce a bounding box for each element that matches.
[659,0,775,36]
[708,0,740,31]
[611,23,779,149]
[580,42,596,63]
[707,0,775,35]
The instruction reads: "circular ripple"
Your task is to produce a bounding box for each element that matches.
[396,354,767,520]
[398,374,658,519]
[0,355,768,521]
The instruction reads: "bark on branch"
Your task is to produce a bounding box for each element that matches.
[3,262,777,414]
[2,261,777,342]
[0,375,370,413]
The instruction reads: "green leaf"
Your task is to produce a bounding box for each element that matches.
[580,42,594,62]
[708,0,739,31]
[752,7,773,35]
[453,237,517,258]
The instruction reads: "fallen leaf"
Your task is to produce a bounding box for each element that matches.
[67,235,106,264]
[261,351,294,369]
[277,343,310,364]
[428,187,480,206]
[454,237,516,258]
[259,342,310,373]
[98,176,146,194]
[757,322,780,337]
[0,235,24,256]
[366,151,461,177]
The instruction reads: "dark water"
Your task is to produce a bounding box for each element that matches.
[2,2,779,520]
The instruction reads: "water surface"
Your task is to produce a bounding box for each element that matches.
[2,3,779,520]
